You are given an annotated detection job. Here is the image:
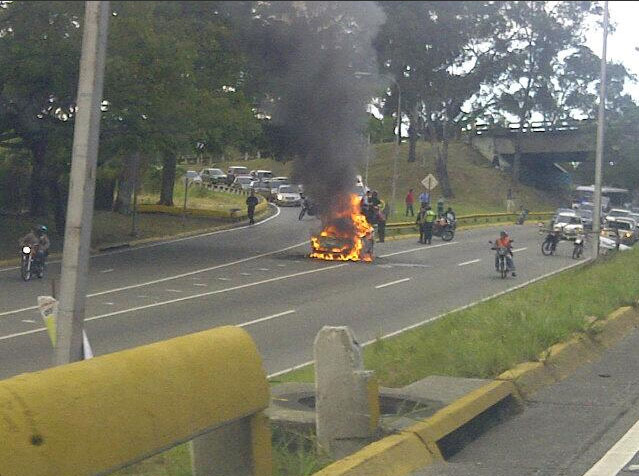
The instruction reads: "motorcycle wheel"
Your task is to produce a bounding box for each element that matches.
[541,240,554,256]
[500,260,507,279]
[572,245,583,260]
[299,209,305,221]
[441,230,454,242]
[20,257,31,282]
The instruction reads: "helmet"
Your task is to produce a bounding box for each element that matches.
[500,230,507,237]
[36,225,48,235]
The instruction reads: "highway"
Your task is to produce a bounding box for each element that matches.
[0,206,582,380]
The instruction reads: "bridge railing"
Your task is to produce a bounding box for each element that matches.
[0,326,271,476]
[470,119,595,135]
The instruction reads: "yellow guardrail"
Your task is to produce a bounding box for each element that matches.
[387,211,554,231]
[0,326,271,476]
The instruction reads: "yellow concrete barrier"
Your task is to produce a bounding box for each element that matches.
[0,326,271,476]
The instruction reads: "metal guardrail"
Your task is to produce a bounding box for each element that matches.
[387,212,554,232]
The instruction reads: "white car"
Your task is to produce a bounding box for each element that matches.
[606,208,632,220]
[552,212,583,239]
[250,170,274,181]
[274,185,302,206]
[231,175,255,191]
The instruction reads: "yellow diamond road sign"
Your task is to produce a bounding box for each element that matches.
[421,174,438,190]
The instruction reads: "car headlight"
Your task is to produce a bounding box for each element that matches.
[625,232,632,238]
[22,246,31,254]
[277,194,283,200]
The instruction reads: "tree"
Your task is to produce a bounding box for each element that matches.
[485,1,602,183]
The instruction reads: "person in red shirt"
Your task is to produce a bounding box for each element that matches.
[405,188,415,217]
[494,231,516,277]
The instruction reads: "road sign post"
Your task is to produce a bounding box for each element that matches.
[421,174,438,204]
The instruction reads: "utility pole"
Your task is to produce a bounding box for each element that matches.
[55,1,110,365]
[592,0,608,258]
[365,133,371,187]
[390,81,401,219]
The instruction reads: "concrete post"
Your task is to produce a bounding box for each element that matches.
[55,1,110,365]
[314,326,380,459]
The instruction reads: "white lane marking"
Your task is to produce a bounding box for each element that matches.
[166,289,182,293]
[277,264,286,268]
[21,319,35,324]
[582,417,639,476]
[267,258,589,380]
[0,240,307,318]
[239,310,296,328]
[240,273,252,276]
[375,278,411,289]
[379,241,457,258]
[258,268,270,271]
[0,204,281,274]
[103,302,115,306]
[513,247,528,253]
[458,259,481,267]
[137,295,149,298]
[193,283,208,287]
[218,277,231,281]
[100,268,114,274]
[383,263,431,268]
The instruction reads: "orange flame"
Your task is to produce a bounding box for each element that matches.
[310,193,374,262]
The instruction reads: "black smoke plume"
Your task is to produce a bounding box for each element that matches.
[248,2,385,220]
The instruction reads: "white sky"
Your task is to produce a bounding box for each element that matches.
[585,1,639,100]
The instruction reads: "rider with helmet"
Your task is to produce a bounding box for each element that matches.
[19,225,50,267]
[494,230,516,277]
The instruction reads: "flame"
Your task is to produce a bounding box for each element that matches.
[310,193,374,262]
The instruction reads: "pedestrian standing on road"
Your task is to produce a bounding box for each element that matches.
[416,204,427,244]
[375,205,386,243]
[419,190,430,208]
[437,197,445,218]
[246,189,259,225]
[424,206,437,244]
[405,188,415,217]
[361,190,372,215]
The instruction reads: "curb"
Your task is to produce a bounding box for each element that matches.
[312,306,639,476]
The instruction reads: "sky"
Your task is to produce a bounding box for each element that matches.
[585,1,639,100]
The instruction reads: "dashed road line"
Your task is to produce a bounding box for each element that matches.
[193,283,208,287]
[513,247,528,253]
[379,241,457,258]
[375,278,411,289]
[100,268,114,274]
[239,310,296,328]
[458,258,481,267]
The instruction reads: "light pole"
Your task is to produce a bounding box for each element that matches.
[592,0,609,258]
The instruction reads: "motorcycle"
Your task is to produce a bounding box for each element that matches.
[20,244,43,281]
[298,198,316,221]
[489,241,511,279]
[541,229,561,256]
[516,208,529,225]
[572,234,585,260]
[432,218,455,241]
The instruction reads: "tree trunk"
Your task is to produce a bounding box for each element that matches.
[512,133,522,184]
[112,154,136,214]
[47,173,66,235]
[29,139,48,217]
[158,150,177,206]
[407,102,419,163]
[435,120,454,198]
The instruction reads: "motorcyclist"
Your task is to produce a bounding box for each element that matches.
[19,225,50,267]
[493,230,516,277]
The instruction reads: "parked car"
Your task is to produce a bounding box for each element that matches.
[200,168,227,185]
[552,211,584,239]
[274,184,302,206]
[226,166,250,185]
[603,217,638,245]
[231,175,254,191]
[268,177,290,200]
[606,208,632,219]
[251,179,273,199]
[250,170,274,181]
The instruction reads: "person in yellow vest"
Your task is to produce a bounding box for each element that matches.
[416,204,437,244]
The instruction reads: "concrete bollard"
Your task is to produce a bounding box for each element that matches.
[314,326,380,459]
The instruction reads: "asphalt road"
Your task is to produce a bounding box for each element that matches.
[0,206,582,380]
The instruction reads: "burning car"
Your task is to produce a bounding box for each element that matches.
[310,194,374,262]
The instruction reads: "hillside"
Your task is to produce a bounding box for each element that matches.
[196,140,562,221]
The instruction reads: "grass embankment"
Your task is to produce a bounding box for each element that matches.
[203,140,561,221]
[0,187,256,262]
